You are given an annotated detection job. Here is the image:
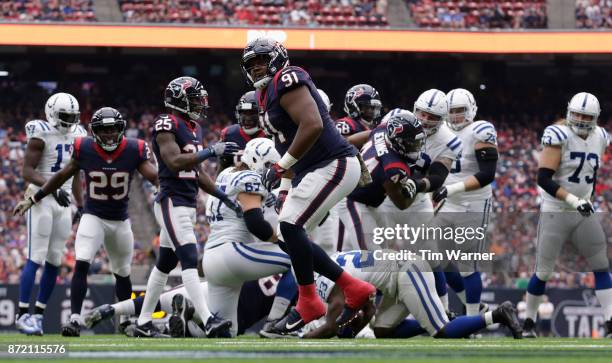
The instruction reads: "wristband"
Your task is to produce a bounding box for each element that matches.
[195,148,214,163]
[212,187,227,200]
[564,194,580,208]
[446,182,466,197]
[278,153,298,170]
[32,190,46,203]
[279,178,292,192]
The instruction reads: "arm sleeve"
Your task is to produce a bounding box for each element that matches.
[473,147,498,187]
[425,161,450,191]
[243,208,274,241]
[537,167,561,197]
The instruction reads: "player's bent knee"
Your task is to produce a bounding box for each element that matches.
[46,250,63,267]
[587,254,609,272]
[156,247,179,274]
[112,265,131,278]
[460,271,477,278]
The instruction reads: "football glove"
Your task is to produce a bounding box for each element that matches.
[432,187,447,204]
[264,193,277,209]
[211,142,240,157]
[53,189,71,207]
[565,194,594,217]
[263,163,286,191]
[400,178,417,200]
[72,206,84,225]
[13,197,35,216]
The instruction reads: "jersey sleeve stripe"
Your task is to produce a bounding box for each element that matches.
[36,120,44,131]
[600,127,608,141]
[545,126,563,142]
[550,125,567,139]
[74,137,83,158]
[383,161,410,173]
[475,125,494,134]
[474,121,494,133]
[40,121,49,131]
[446,136,460,148]
[137,139,145,158]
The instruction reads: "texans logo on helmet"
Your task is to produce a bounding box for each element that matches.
[387,119,404,138]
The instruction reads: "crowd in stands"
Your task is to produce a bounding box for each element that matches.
[0,0,96,22]
[407,0,547,29]
[576,0,612,28]
[120,0,388,26]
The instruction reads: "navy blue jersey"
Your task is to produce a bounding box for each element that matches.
[152,114,203,208]
[257,66,356,182]
[220,124,267,149]
[348,125,411,207]
[73,137,149,221]
[335,116,370,137]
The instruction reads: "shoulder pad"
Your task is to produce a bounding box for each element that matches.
[542,125,569,147]
[153,114,178,135]
[471,121,497,145]
[335,117,356,135]
[274,66,311,97]
[25,120,51,140]
[597,127,609,147]
[229,171,268,197]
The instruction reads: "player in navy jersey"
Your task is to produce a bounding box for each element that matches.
[240,37,376,334]
[340,113,426,251]
[135,76,240,338]
[335,84,382,137]
[14,107,159,337]
[219,91,268,170]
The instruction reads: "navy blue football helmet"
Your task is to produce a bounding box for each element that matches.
[90,107,126,152]
[385,111,425,161]
[235,91,260,135]
[241,38,289,89]
[164,76,209,121]
[344,84,382,127]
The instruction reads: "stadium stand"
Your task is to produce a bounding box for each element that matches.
[576,0,612,28]
[0,0,96,22]
[118,0,388,26]
[407,0,547,29]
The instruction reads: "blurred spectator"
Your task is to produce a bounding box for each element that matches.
[0,0,96,22]
[576,0,612,28]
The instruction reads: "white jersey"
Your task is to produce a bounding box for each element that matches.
[205,167,269,249]
[539,124,609,211]
[25,119,87,194]
[315,250,398,301]
[444,120,497,203]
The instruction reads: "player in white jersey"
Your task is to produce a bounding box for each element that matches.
[202,138,292,337]
[302,250,521,339]
[429,89,498,316]
[15,92,86,336]
[524,92,612,338]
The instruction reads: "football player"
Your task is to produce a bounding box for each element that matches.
[524,92,611,338]
[241,37,375,334]
[15,92,86,335]
[135,76,240,338]
[13,107,159,337]
[429,89,498,317]
[84,275,283,338]
[304,250,522,339]
[218,91,267,170]
[339,113,425,251]
[335,84,382,137]
[200,138,291,337]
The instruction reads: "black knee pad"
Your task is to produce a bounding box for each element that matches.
[279,221,306,239]
[156,247,179,274]
[74,260,90,276]
[175,244,198,270]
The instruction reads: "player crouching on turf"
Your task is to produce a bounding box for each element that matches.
[301,250,522,339]
[14,107,160,337]
[202,138,295,338]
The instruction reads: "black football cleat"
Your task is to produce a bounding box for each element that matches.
[272,308,308,335]
[133,320,170,338]
[259,318,298,338]
[492,301,522,339]
[84,304,115,329]
[605,319,612,338]
[522,317,538,338]
[169,294,194,338]
[204,313,232,338]
[61,320,81,337]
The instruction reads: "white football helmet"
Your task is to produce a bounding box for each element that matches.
[317,89,332,112]
[446,88,478,131]
[45,92,80,133]
[566,92,600,137]
[242,138,281,175]
[413,89,448,136]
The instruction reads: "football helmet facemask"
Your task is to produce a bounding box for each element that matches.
[447,88,478,131]
[385,111,425,161]
[566,92,600,137]
[414,89,448,136]
[241,37,289,89]
[343,84,382,127]
[235,91,260,135]
[164,76,209,121]
[90,107,126,152]
[45,92,80,133]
